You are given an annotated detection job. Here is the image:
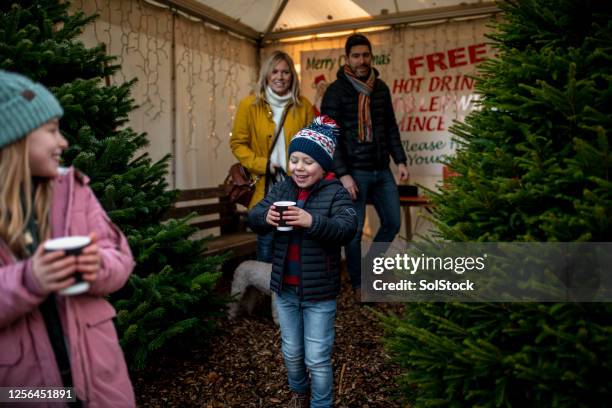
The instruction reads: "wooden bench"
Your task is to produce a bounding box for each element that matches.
[168,186,257,258]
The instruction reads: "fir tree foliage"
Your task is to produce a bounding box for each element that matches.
[0,0,226,369]
[433,0,611,243]
[116,218,228,368]
[382,1,612,406]
[0,0,114,85]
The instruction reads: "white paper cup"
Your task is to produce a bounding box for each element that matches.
[273,201,296,231]
[44,236,91,296]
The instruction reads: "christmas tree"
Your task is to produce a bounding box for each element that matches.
[0,0,227,369]
[382,0,611,406]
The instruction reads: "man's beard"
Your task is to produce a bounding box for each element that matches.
[356,65,371,79]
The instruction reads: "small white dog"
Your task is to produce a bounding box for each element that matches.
[228,260,278,325]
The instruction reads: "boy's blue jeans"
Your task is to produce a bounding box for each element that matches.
[346,168,401,288]
[276,286,336,408]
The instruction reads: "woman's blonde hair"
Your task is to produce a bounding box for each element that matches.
[0,137,53,258]
[255,51,302,106]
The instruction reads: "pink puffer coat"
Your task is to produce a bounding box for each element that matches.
[0,168,135,407]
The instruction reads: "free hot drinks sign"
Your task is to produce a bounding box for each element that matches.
[300,31,495,175]
[392,42,493,175]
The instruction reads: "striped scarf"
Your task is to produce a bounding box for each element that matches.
[343,64,375,142]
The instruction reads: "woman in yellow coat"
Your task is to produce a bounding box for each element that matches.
[230,51,314,262]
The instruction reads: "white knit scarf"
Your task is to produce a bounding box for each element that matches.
[265,86,292,174]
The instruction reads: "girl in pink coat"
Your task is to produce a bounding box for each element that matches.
[0,70,136,407]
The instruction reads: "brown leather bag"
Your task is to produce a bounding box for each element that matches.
[223,163,259,207]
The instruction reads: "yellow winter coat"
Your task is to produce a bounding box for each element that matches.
[230,94,314,208]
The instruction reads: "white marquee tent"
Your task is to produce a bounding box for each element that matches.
[75,0,500,238]
[160,0,498,41]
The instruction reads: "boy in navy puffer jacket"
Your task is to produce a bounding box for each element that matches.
[248,116,357,408]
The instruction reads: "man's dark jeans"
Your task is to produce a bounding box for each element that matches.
[346,168,401,288]
[257,230,274,263]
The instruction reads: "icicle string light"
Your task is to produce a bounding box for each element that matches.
[72,0,251,161]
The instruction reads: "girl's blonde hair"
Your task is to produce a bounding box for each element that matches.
[255,51,302,107]
[0,137,52,258]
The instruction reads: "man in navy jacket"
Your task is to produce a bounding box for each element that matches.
[321,34,409,301]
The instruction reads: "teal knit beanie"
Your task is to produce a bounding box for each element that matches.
[0,70,64,149]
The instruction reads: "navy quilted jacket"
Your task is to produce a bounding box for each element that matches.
[248,176,357,301]
[321,67,407,177]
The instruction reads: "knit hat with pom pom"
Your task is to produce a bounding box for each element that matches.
[288,115,339,171]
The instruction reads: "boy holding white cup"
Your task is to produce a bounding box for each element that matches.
[248,116,357,407]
